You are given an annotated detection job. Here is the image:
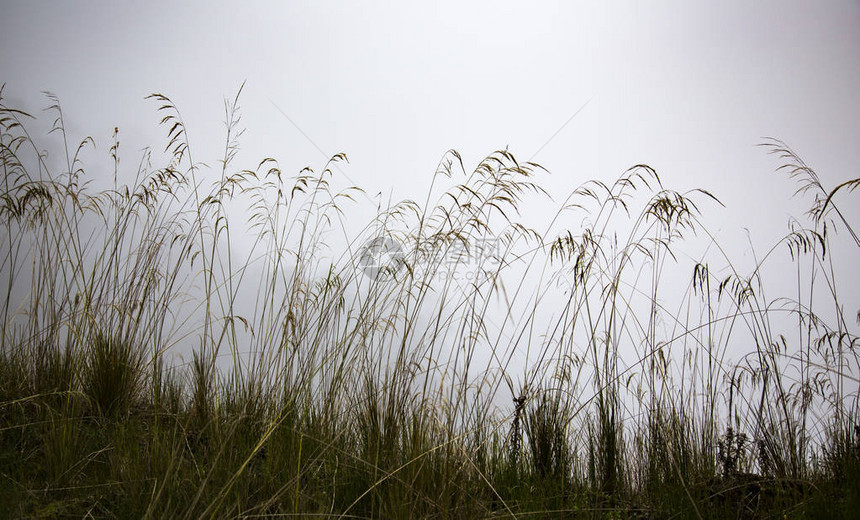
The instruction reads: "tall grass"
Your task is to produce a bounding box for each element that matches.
[1,85,858,519]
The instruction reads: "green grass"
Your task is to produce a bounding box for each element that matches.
[1,85,858,519]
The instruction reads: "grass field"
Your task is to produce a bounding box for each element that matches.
[1,87,858,519]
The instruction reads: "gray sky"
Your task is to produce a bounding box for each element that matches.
[2,1,859,340]
[3,2,858,235]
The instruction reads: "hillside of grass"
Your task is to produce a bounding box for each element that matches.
[1,87,858,519]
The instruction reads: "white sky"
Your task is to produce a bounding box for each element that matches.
[3,2,859,233]
[2,1,859,350]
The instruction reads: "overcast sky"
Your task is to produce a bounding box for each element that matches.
[2,0,859,304]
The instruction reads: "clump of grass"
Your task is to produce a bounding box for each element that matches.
[83,332,144,418]
[0,84,858,519]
